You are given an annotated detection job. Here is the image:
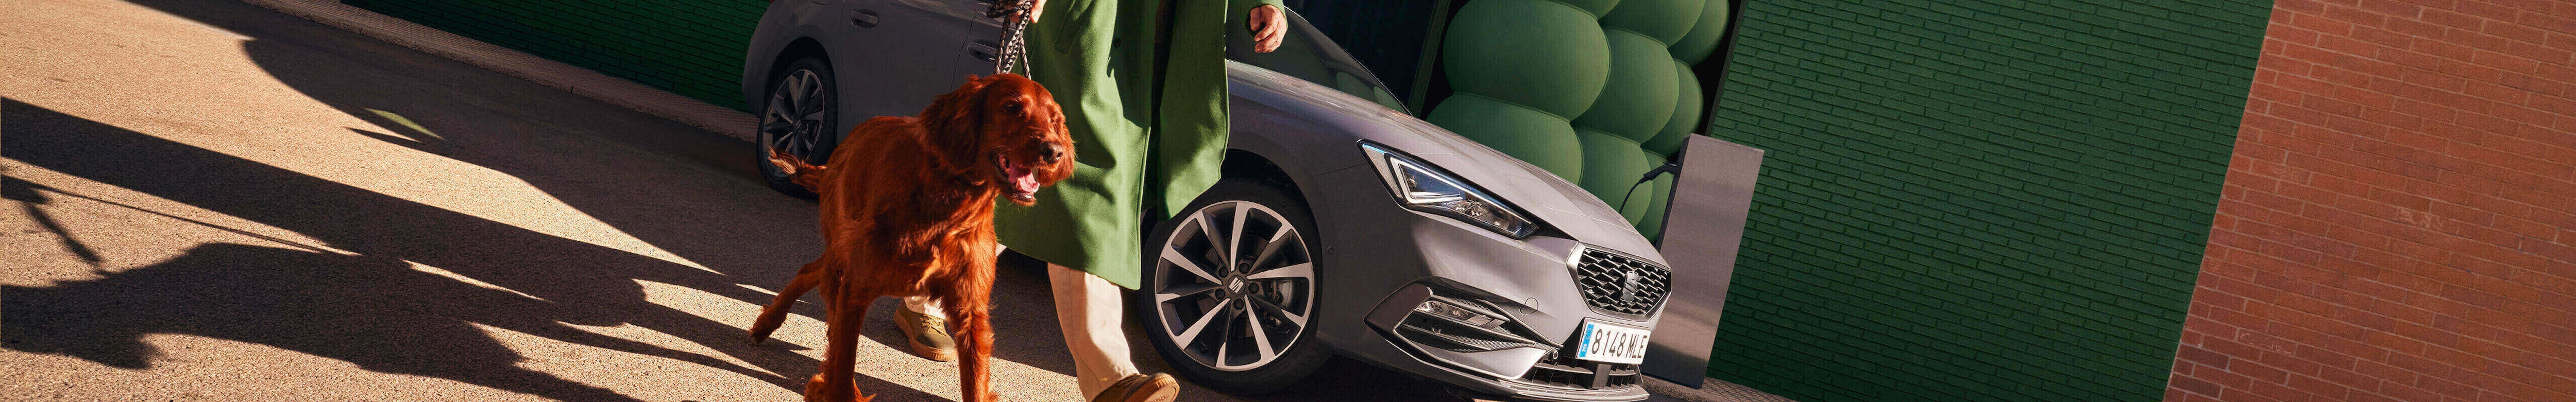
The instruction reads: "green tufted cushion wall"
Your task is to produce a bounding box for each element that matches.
[1427,0,1731,240]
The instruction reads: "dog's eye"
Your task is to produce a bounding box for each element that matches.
[1003,102,1023,115]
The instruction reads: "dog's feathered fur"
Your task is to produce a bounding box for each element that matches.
[749,74,1074,402]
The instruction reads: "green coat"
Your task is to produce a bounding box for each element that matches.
[993,0,1282,289]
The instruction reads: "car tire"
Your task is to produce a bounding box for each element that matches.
[1138,178,1332,394]
[755,56,839,198]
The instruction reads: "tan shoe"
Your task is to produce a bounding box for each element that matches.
[894,308,956,362]
[1089,373,1179,402]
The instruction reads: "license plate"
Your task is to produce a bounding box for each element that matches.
[1573,320,1650,364]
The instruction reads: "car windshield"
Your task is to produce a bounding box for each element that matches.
[1226,9,1408,112]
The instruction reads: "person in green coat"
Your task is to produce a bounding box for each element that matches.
[891,1,1287,401]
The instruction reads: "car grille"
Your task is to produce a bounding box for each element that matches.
[1573,248,1670,316]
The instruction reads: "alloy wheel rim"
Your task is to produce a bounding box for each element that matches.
[1153,200,1315,372]
[759,69,827,168]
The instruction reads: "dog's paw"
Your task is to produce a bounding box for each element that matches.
[801,375,874,402]
[801,375,837,402]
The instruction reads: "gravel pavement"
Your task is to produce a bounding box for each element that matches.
[0,1,1470,401]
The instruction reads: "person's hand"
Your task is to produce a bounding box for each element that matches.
[1247,5,1284,53]
[987,0,1045,23]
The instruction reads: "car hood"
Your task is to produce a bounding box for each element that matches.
[1227,63,1666,266]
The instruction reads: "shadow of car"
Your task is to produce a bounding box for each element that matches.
[738,3,1672,401]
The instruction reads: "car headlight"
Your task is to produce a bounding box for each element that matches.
[1360,142,1538,238]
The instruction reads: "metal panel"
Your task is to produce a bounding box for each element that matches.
[1642,135,1764,386]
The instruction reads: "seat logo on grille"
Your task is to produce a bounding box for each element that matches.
[1617,270,1642,304]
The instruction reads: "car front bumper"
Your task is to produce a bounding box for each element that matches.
[1300,165,1665,402]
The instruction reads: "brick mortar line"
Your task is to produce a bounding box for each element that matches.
[2236,133,2576,236]
[2202,263,2576,360]
[2282,163,2575,236]
[239,0,758,143]
[2196,234,2576,392]
[2253,60,2576,162]
[2206,243,2554,321]
[2263,49,2573,121]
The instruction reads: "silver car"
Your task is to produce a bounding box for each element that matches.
[740,2,1671,401]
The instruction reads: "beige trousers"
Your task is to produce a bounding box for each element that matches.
[903,246,1138,399]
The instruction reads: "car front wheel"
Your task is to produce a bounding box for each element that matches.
[1139,178,1331,394]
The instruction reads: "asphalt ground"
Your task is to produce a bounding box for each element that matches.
[0,1,1471,401]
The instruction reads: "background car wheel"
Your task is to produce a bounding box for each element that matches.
[755,57,838,197]
[1139,178,1332,394]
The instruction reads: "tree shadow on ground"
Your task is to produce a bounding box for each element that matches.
[0,0,1080,398]
[2,98,960,401]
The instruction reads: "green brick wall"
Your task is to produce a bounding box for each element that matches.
[1699,1,2270,401]
[348,0,766,110]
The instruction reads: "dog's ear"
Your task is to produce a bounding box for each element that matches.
[923,75,990,135]
[921,75,994,168]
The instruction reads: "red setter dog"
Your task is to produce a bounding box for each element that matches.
[749,74,1074,402]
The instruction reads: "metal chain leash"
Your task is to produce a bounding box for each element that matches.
[988,0,1035,75]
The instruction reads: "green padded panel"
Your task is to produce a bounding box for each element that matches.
[1668,1,1731,64]
[1433,0,1617,182]
[1555,0,1626,16]
[1439,1,1612,117]
[1570,32,1680,144]
[1573,132,1656,205]
[1429,0,1726,240]
[1643,61,1702,156]
[1601,0,1705,42]
[1428,96,1590,179]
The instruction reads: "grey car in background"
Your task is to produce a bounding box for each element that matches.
[740,2,1672,401]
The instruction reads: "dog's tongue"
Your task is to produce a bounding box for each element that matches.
[997,156,1041,197]
[1011,170,1041,195]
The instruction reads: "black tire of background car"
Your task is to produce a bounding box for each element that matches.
[1137,178,1335,394]
[756,57,838,198]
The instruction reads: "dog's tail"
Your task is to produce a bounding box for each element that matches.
[765,149,831,191]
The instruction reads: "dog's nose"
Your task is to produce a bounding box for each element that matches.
[1040,142,1064,163]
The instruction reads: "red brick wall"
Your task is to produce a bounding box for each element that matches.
[2166,1,2576,401]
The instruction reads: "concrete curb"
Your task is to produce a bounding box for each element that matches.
[1642,377,1804,402]
[242,0,758,143]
